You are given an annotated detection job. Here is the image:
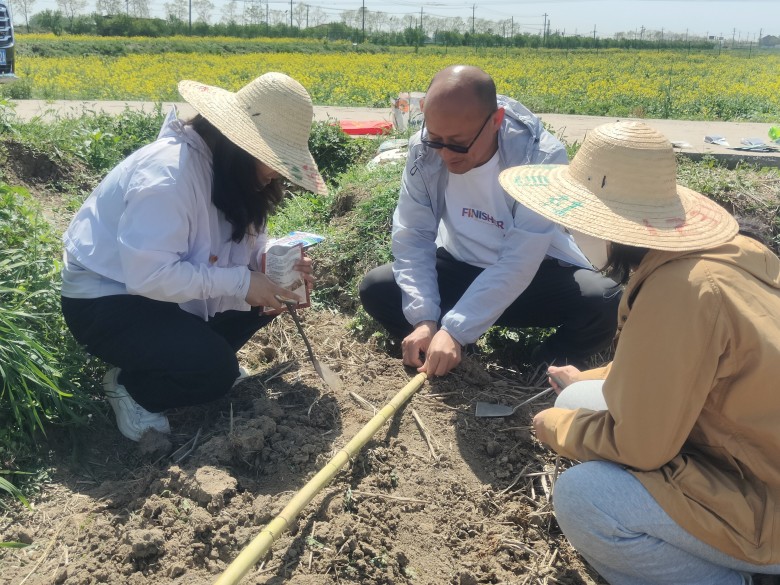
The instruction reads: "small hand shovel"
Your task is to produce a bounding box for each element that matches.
[475,387,555,418]
[276,296,343,392]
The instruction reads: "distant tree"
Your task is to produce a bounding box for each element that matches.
[221,0,237,24]
[163,0,187,22]
[340,9,358,29]
[243,0,263,26]
[292,2,306,28]
[128,0,149,18]
[95,0,123,15]
[56,0,87,31]
[29,8,64,33]
[308,6,325,28]
[193,0,213,23]
[10,0,36,32]
[269,9,286,26]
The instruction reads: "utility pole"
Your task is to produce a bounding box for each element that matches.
[266,1,269,34]
[362,0,365,43]
[290,0,293,28]
[542,13,547,45]
[640,25,644,40]
[420,6,423,32]
[306,4,308,28]
[472,4,475,35]
[593,24,596,40]
[732,27,736,47]
[188,0,191,31]
[510,16,513,38]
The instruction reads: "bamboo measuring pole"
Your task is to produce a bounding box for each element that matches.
[214,372,427,585]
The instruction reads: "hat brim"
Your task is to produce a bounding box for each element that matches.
[499,164,739,251]
[178,80,327,196]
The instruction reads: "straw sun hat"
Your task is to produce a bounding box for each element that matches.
[178,72,327,196]
[499,121,738,251]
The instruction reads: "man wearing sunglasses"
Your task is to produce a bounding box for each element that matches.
[360,65,620,377]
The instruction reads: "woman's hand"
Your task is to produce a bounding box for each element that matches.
[245,271,301,310]
[532,408,555,446]
[293,254,316,292]
[547,365,582,395]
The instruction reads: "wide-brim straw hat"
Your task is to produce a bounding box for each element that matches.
[498,121,738,251]
[179,72,327,196]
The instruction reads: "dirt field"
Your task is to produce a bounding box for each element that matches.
[0,135,608,584]
[5,131,778,585]
[1,309,602,585]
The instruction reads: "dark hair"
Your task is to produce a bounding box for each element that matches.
[188,115,285,243]
[603,242,649,286]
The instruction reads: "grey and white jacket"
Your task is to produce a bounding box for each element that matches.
[391,95,590,345]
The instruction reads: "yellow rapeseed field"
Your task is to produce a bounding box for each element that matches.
[13,37,780,121]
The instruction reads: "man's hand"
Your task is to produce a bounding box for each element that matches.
[547,365,582,395]
[402,321,437,368]
[419,329,462,377]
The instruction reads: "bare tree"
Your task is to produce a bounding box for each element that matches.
[193,0,214,23]
[56,0,86,30]
[95,0,123,14]
[242,0,263,25]
[10,0,36,32]
[292,2,306,28]
[221,0,238,24]
[164,0,187,21]
[308,5,325,28]
[340,9,358,29]
[269,8,286,26]
[128,0,149,18]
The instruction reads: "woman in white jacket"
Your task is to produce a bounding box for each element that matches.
[61,72,326,442]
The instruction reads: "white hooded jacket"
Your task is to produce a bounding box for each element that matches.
[392,95,590,345]
[62,108,262,320]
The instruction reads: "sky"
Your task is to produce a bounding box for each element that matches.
[18,0,780,39]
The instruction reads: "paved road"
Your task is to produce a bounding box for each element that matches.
[8,99,780,167]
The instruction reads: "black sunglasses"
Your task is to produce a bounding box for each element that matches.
[421,111,495,154]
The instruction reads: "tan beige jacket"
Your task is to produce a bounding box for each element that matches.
[541,235,780,564]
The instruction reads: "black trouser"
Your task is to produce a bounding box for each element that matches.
[359,248,622,366]
[61,295,272,412]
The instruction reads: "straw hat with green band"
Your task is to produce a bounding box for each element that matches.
[178,72,327,196]
[498,121,738,252]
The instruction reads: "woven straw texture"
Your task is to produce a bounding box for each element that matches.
[179,72,326,195]
[499,121,738,251]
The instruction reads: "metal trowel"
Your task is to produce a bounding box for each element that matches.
[276,296,343,392]
[475,371,566,417]
[474,387,555,418]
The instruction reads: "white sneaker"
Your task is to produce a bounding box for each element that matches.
[102,368,170,442]
[232,365,250,388]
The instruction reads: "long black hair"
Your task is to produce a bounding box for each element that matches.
[188,115,285,243]
[603,242,649,286]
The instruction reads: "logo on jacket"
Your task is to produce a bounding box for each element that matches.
[461,207,504,229]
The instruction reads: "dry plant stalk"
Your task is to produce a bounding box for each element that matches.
[411,408,440,461]
[352,490,431,505]
[499,464,532,495]
[348,391,376,414]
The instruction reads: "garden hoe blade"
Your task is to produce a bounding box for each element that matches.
[475,387,554,418]
[278,297,343,393]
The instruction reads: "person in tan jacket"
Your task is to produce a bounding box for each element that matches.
[499,121,780,585]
